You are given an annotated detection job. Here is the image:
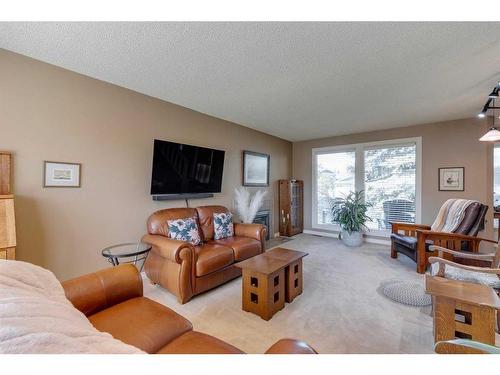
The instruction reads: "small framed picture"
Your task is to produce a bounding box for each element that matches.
[44,161,81,188]
[242,151,270,187]
[438,167,464,191]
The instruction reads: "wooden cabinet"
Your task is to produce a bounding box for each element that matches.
[0,151,12,195]
[0,195,16,260]
[0,153,15,260]
[278,179,303,237]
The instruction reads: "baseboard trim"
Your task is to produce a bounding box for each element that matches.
[303,229,390,246]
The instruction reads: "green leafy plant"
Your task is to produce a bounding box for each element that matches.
[331,191,372,235]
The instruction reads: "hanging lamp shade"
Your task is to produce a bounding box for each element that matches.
[479,127,500,142]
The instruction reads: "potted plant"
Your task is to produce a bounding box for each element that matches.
[331,191,372,247]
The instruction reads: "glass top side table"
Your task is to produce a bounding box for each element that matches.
[101,242,151,271]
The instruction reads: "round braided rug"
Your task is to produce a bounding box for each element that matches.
[380,279,432,307]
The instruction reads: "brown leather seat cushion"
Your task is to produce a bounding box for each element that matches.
[156,331,244,354]
[195,243,234,277]
[211,237,261,261]
[88,297,192,353]
[390,233,433,252]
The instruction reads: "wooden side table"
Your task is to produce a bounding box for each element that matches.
[235,247,308,320]
[425,275,500,345]
[263,247,306,303]
[238,256,286,321]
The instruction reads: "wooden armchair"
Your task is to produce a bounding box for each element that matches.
[435,339,500,354]
[428,244,500,330]
[390,201,488,273]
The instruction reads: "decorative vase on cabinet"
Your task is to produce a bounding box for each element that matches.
[279,179,303,237]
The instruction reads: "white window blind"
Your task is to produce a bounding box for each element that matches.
[312,137,420,235]
[315,151,355,225]
[364,144,417,230]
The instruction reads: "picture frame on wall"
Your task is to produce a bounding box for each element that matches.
[242,150,270,187]
[44,161,81,188]
[438,167,464,191]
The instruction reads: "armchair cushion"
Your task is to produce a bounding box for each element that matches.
[430,263,500,290]
[88,297,193,353]
[212,237,262,261]
[390,233,432,252]
[194,243,234,277]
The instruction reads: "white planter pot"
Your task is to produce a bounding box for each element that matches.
[340,230,363,247]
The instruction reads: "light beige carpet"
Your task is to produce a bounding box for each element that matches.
[142,234,488,353]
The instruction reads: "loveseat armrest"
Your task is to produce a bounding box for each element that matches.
[62,264,143,317]
[234,223,267,243]
[142,234,195,264]
[264,339,318,354]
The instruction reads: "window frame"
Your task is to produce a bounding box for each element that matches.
[312,137,422,237]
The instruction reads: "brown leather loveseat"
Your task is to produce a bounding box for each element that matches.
[142,205,267,303]
[63,264,316,354]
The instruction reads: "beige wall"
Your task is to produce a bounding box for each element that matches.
[293,118,494,239]
[0,49,292,280]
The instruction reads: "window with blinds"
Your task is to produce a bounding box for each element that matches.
[315,151,355,224]
[312,138,420,235]
[364,144,416,230]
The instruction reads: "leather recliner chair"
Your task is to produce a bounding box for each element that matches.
[142,205,267,303]
[62,264,317,354]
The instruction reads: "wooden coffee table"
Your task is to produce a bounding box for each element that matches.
[235,247,308,320]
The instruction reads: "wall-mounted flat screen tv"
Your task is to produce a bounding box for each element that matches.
[151,139,225,195]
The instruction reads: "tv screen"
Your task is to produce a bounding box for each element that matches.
[151,139,225,195]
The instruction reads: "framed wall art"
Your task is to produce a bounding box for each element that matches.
[44,161,81,188]
[438,167,464,191]
[242,151,270,187]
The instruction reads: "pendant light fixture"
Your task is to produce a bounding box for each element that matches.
[479,126,500,141]
[478,82,500,142]
[479,99,500,142]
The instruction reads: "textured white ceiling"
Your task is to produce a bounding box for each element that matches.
[1,22,500,141]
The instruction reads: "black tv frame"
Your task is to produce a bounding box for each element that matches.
[150,139,225,200]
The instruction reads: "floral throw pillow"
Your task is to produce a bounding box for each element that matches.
[213,212,234,240]
[167,217,202,245]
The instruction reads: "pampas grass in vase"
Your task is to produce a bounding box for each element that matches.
[234,187,267,223]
